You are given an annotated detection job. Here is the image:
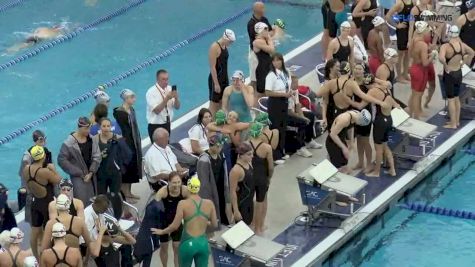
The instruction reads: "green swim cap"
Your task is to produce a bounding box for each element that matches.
[215,110,227,126]
[274,19,286,30]
[255,112,271,126]
[249,122,263,138]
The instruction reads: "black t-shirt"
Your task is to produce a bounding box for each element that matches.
[247,15,273,50]
[78,136,93,169]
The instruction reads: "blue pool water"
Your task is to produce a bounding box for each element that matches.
[327,139,475,267]
[0,0,323,195]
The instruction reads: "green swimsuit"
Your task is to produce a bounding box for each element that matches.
[179,199,210,267]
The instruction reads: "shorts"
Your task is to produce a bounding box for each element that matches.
[322,2,338,38]
[396,27,409,51]
[427,63,435,84]
[159,224,183,243]
[368,55,382,75]
[248,49,258,82]
[325,135,348,168]
[31,198,50,228]
[208,74,228,103]
[409,64,428,92]
[373,114,393,144]
[443,69,462,99]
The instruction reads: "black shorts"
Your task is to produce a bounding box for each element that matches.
[325,135,348,168]
[322,2,338,38]
[396,27,409,51]
[443,70,462,99]
[373,114,393,144]
[208,74,228,103]
[159,224,183,243]
[31,198,50,228]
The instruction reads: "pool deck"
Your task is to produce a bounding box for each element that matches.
[12,32,475,267]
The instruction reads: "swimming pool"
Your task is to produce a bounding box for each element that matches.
[325,137,475,267]
[0,0,323,195]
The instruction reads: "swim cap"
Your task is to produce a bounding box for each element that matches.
[0,230,11,248]
[420,10,435,21]
[254,22,268,34]
[274,19,286,29]
[384,48,398,60]
[103,213,120,236]
[32,130,46,142]
[415,21,429,33]
[466,0,474,9]
[120,88,135,100]
[187,175,201,194]
[56,194,71,211]
[448,25,460,38]
[52,222,66,238]
[30,145,45,161]
[77,116,91,128]
[249,122,263,138]
[372,16,385,27]
[357,109,372,126]
[340,61,351,75]
[215,110,227,125]
[340,21,351,29]
[255,112,271,126]
[231,70,244,81]
[94,90,110,104]
[60,179,73,189]
[209,133,228,146]
[223,29,236,42]
[363,73,375,85]
[9,228,24,244]
[23,256,39,267]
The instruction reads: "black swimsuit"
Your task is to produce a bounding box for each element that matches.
[327,79,351,131]
[373,88,393,144]
[460,14,475,68]
[255,44,273,94]
[360,0,378,48]
[6,249,20,267]
[382,63,407,108]
[236,163,255,225]
[396,0,413,51]
[443,42,464,99]
[333,37,351,63]
[28,165,54,227]
[354,83,372,137]
[51,247,73,267]
[56,217,80,238]
[208,42,229,102]
[250,141,269,203]
[325,113,354,168]
[94,244,120,267]
[161,186,184,242]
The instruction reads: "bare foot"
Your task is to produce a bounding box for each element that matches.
[366,171,380,177]
[418,111,428,118]
[364,164,374,174]
[443,124,457,129]
[352,163,363,170]
[424,96,431,108]
[255,229,264,236]
[387,169,396,176]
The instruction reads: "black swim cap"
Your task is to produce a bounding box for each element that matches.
[340,61,351,75]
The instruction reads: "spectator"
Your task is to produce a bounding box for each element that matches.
[197,133,233,225]
[265,52,292,163]
[247,1,274,89]
[0,228,33,267]
[113,89,143,202]
[18,130,52,224]
[154,172,190,267]
[208,29,235,115]
[0,184,16,233]
[92,118,132,202]
[222,70,254,123]
[178,108,213,156]
[229,142,254,225]
[326,21,354,65]
[22,146,61,258]
[48,179,85,219]
[90,103,122,136]
[253,22,275,102]
[254,112,281,164]
[40,222,83,267]
[58,117,101,206]
[144,128,189,192]
[83,195,110,243]
[146,69,181,140]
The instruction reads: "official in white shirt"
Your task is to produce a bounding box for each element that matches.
[144,128,188,192]
[146,69,180,142]
[83,195,109,242]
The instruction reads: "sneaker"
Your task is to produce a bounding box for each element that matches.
[306,140,323,149]
[296,147,313,158]
[282,155,290,160]
[274,159,285,165]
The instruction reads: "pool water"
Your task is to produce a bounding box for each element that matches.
[326,139,475,267]
[0,0,323,196]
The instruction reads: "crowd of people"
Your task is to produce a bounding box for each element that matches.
[0,0,474,266]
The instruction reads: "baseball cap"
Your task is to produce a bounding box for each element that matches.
[52,222,67,238]
[32,130,46,142]
[372,16,385,27]
[415,21,429,33]
[254,22,268,34]
[357,109,372,126]
[56,194,71,211]
[232,70,244,81]
[9,228,24,244]
[30,145,45,161]
[223,29,236,42]
[120,89,135,100]
[384,48,398,60]
[274,19,286,29]
[94,90,110,104]
[187,175,201,194]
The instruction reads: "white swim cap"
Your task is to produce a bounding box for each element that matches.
[120,88,135,100]
[372,16,385,27]
[231,70,244,81]
[415,21,429,33]
[23,256,39,267]
[254,22,268,34]
[420,10,435,21]
[56,194,71,211]
[94,90,110,104]
[9,228,24,244]
[448,25,460,38]
[384,48,398,60]
[0,230,11,248]
[357,109,372,126]
[340,21,351,29]
[223,29,236,42]
[52,222,67,238]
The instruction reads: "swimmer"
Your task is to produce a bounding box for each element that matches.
[6,25,64,54]
[272,19,286,45]
[40,222,82,267]
[367,16,386,74]
[326,21,354,64]
[0,228,33,267]
[48,179,85,219]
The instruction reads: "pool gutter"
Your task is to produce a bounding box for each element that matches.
[293,120,475,267]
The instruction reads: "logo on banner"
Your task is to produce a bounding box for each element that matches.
[305,190,321,199]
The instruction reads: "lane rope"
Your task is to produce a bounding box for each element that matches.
[264,0,321,9]
[398,202,475,220]
[0,0,28,13]
[0,6,252,146]
[0,0,148,72]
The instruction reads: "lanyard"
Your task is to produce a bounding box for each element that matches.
[155,83,169,117]
[277,71,289,92]
[154,144,174,170]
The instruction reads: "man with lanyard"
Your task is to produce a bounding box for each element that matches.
[144,128,189,192]
[146,69,180,142]
[247,1,274,89]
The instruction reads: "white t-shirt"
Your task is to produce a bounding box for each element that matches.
[265,69,291,93]
[288,92,300,113]
[143,144,178,178]
[352,36,368,63]
[179,124,209,153]
[146,83,175,124]
[83,205,105,241]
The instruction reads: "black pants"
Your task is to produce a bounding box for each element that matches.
[268,97,288,158]
[287,112,316,149]
[136,254,153,267]
[148,122,170,143]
